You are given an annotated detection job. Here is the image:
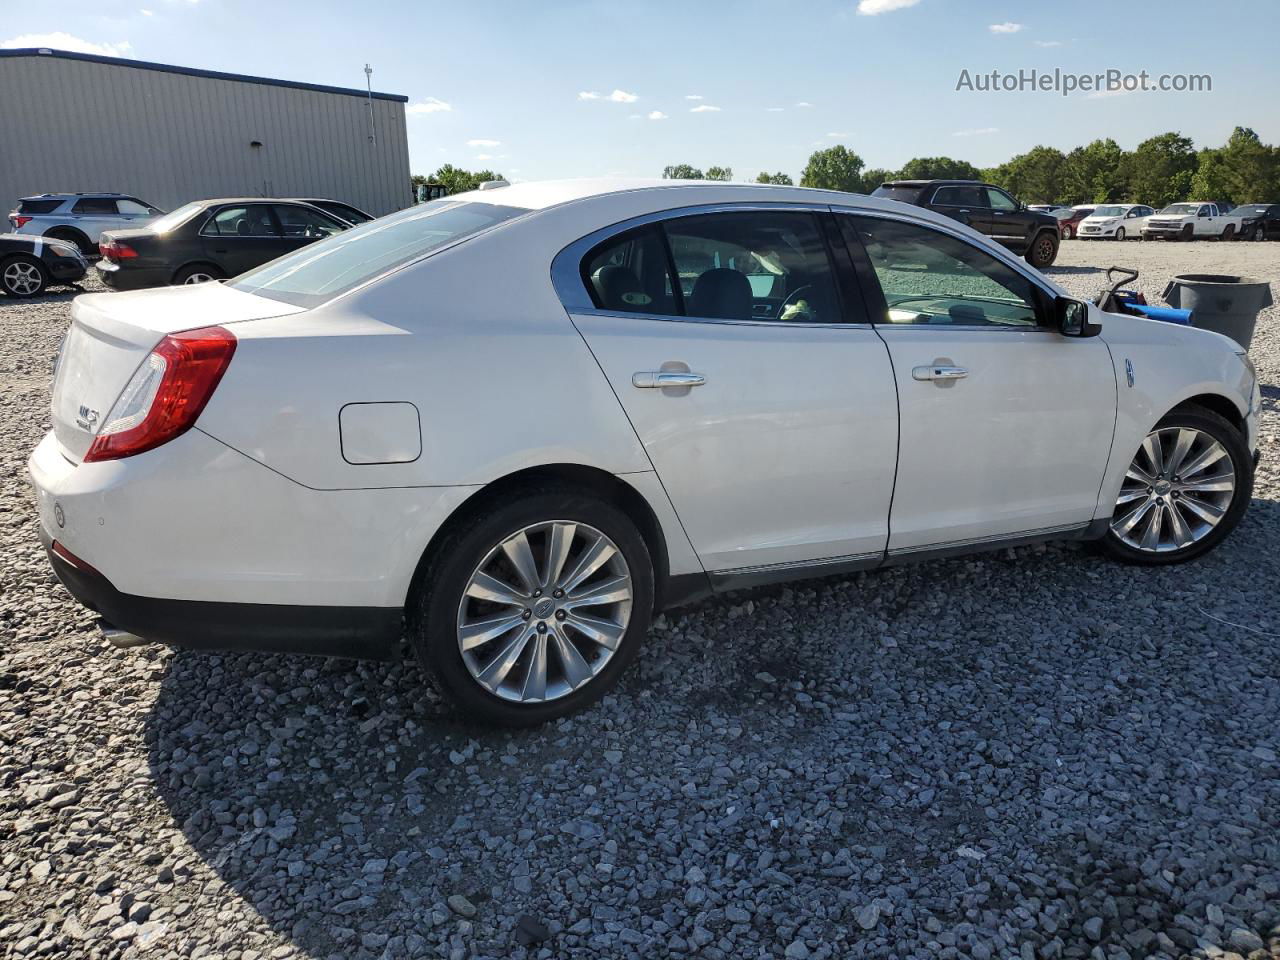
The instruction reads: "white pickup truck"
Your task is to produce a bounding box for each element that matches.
[1142,202,1246,241]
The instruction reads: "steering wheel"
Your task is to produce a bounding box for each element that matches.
[775,284,814,321]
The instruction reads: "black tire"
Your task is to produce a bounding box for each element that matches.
[409,488,655,726]
[1061,224,1074,240]
[1025,230,1059,269]
[0,254,49,298]
[45,228,95,257]
[1181,224,1195,242]
[1114,227,1126,241]
[172,263,225,285]
[1220,224,1234,242]
[1100,406,1253,565]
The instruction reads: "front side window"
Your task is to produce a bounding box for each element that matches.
[273,204,345,239]
[201,205,280,237]
[663,211,844,323]
[230,200,528,307]
[985,188,1018,212]
[318,202,372,224]
[844,216,1040,327]
[117,199,158,216]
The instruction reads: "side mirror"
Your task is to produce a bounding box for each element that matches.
[1057,297,1101,337]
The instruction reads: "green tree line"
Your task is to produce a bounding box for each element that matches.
[658,127,1280,206]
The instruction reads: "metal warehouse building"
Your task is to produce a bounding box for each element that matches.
[0,48,412,218]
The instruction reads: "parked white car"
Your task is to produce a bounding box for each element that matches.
[1077,204,1155,240]
[1143,202,1246,241]
[28,179,1260,724]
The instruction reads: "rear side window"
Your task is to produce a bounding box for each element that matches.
[318,202,372,224]
[581,211,852,325]
[18,198,63,214]
[932,186,986,207]
[273,204,345,238]
[72,197,119,215]
[230,200,528,307]
[583,225,677,315]
[202,205,280,237]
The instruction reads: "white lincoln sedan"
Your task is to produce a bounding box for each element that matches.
[29,180,1261,725]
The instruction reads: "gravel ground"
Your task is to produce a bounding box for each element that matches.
[2,242,1278,960]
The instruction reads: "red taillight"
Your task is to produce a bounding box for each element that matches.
[100,239,137,260]
[12,215,32,229]
[83,326,237,463]
[51,540,102,577]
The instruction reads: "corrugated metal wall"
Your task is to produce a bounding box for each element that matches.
[0,53,412,217]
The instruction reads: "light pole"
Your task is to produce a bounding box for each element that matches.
[364,64,377,146]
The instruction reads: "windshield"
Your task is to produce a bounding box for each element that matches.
[1159,204,1199,215]
[1093,206,1126,217]
[1233,205,1268,216]
[230,200,529,307]
[147,202,206,233]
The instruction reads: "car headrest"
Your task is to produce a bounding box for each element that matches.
[688,268,752,320]
[235,219,251,237]
[592,265,653,312]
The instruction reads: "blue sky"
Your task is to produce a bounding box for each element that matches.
[4,0,1278,182]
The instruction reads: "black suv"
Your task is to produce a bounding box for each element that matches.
[871,180,1061,268]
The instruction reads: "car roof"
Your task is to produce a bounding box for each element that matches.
[445,177,978,218]
[21,193,134,200]
[877,179,992,188]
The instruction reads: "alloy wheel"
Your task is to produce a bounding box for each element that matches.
[3,260,42,296]
[1111,426,1236,553]
[456,521,633,703]
[183,272,215,284]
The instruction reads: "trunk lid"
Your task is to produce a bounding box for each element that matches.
[51,283,305,462]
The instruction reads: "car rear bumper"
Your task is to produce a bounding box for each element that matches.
[96,260,169,290]
[39,526,401,660]
[48,260,88,283]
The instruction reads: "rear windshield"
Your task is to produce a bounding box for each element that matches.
[230,200,529,307]
[147,202,207,233]
[18,198,63,214]
[870,185,924,203]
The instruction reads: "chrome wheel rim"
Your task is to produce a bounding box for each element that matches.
[1116,227,1125,241]
[457,521,633,703]
[183,272,215,284]
[1111,427,1235,553]
[4,261,42,295]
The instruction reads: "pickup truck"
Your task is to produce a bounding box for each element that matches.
[1142,202,1245,241]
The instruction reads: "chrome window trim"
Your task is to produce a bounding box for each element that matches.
[551,201,862,326]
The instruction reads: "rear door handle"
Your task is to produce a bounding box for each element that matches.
[912,364,968,381]
[632,371,706,389]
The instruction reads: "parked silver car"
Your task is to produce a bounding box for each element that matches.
[7,193,165,255]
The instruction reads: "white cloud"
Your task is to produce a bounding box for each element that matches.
[1034,39,1062,47]
[647,110,668,120]
[685,94,703,101]
[856,0,921,14]
[795,101,814,108]
[766,107,785,112]
[466,138,500,147]
[989,22,1022,33]
[475,154,493,161]
[140,8,154,15]
[953,126,1000,136]
[827,132,850,138]
[690,104,721,113]
[1,32,133,57]
[580,89,638,103]
[406,97,452,115]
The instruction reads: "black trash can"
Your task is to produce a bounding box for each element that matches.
[1162,274,1273,351]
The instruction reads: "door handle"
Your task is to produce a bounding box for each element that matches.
[632,371,706,389]
[912,364,968,381]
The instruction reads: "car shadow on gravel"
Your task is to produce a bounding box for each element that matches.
[142,502,1280,959]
